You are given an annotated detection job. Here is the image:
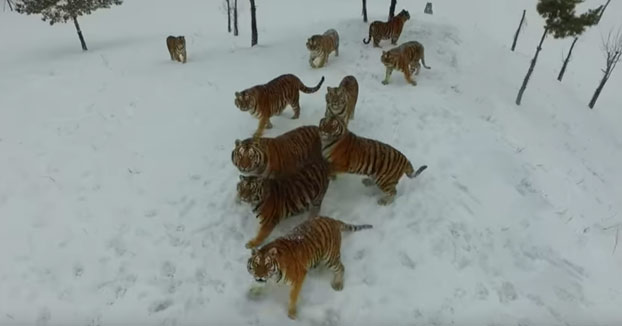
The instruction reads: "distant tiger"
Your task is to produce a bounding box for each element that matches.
[362,9,410,47]
[325,75,359,126]
[166,35,187,63]
[318,116,427,205]
[234,74,325,138]
[247,215,372,320]
[306,29,340,68]
[381,40,431,86]
[237,159,331,249]
[231,125,322,178]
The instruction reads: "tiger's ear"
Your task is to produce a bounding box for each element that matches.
[234,91,241,97]
[251,248,258,255]
[268,247,278,257]
[235,139,240,146]
[239,175,244,181]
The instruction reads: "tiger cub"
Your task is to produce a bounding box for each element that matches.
[362,9,410,47]
[325,75,359,126]
[166,35,187,63]
[306,29,340,68]
[237,159,331,249]
[234,74,325,137]
[318,116,427,205]
[247,215,372,320]
[231,125,322,178]
[381,41,431,86]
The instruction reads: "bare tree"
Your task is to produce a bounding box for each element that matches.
[250,0,257,46]
[589,28,622,109]
[511,10,526,51]
[596,0,611,24]
[234,0,238,36]
[4,0,15,11]
[226,0,231,33]
[388,0,396,20]
[362,0,367,22]
[557,36,578,81]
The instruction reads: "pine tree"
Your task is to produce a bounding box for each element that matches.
[15,0,123,51]
[515,0,601,106]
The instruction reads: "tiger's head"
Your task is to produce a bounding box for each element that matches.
[176,36,186,50]
[380,49,399,68]
[325,86,346,109]
[396,9,410,20]
[236,175,265,204]
[247,247,282,283]
[234,89,256,112]
[306,35,323,51]
[231,138,267,175]
[318,116,347,141]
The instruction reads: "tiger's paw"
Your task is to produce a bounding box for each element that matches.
[362,178,375,187]
[378,196,395,205]
[245,240,260,249]
[331,280,344,291]
[381,80,389,85]
[287,307,297,320]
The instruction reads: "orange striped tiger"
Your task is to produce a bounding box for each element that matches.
[166,35,187,63]
[362,9,410,47]
[247,215,372,320]
[306,28,340,68]
[381,40,431,86]
[237,159,331,249]
[234,74,325,137]
[231,125,322,178]
[325,75,359,126]
[318,116,427,205]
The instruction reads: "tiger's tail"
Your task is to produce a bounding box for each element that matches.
[300,76,325,93]
[405,163,428,179]
[420,47,431,70]
[362,24,373,44]
[340,222,373,233]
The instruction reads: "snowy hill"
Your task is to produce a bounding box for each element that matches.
[1,0,621,325]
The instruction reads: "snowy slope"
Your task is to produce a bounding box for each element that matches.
[1,0,621,325]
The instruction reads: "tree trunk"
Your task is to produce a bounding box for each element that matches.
[362,0,368,22]
[250,0,257,46]
[558,37,578,82]
[72,16,88,51]
[597,0,611,24]
[226,0,231,33]
[5,0,14,11]
[233,0,239,36]
[388,0,396,20]
[588,74,608,109]
[515,28,547,106]
[511,10,526,51]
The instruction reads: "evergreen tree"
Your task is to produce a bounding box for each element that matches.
[515,0,601,105]
[15,0,123,51]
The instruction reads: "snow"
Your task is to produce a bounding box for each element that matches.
[1,0,621,324]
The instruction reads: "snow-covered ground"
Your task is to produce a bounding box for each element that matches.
[1,0,621,324]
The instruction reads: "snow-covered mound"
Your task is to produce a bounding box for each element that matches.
[1,0,621,325]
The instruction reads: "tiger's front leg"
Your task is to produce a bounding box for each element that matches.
[382,67,394,85]
[403,69,417,86]
[287,274,307,320]
[318,52,328,68]
[253,116,270,138]
[245,219,277,248]
[309,54,317,68]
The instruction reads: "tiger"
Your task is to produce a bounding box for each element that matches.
[166,35,187,63]
[362,9,410,48]
[231,125,322,178]
[325,75,359,126]
[234,74,326,138]
[246,215,372,320]
[306,29,340,68]
[381,40,431,86]
[237,158,332,249]
[318,116,428,205]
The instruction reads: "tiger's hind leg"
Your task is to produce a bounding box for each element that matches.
[330,261,345,291]
[391,36,399,45]
[290,93,301,119]
[382,67,394,85]
[266,119,273,129]
[373,37,380,48]
[403,69,417,86]
[376,176,398,205]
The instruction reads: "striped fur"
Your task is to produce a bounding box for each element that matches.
[318,116,427,205]
[237,159,332,249]
[234,74,325,137]
[231,125,322,178]
[325,75,359,126]
[247,215,372,319]
[306,29,340,68]
[381,41,431,86]
[362,9,410,47]
[166,35,187,63]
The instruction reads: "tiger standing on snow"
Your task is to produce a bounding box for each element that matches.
[362,9,410,47]
[236,158,332,249]
[234,74,325,138]
[325,75,359,126]
[231,125,322,178]
[381,40,431,86]
[306,29,340,68]
[166,35,187,63]
[319,116,427,205]
[246,215,372,320]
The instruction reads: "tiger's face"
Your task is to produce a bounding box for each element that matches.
[247,247,281,283]
[325,87,346,108]
[318,116,346,141]
[232,139,266,174]
[397,9,410,20]
[236,175,264,203]
[306,35,321,51]
[176,36,185,50]
[381,50,398,67]
[234,90,256,111]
